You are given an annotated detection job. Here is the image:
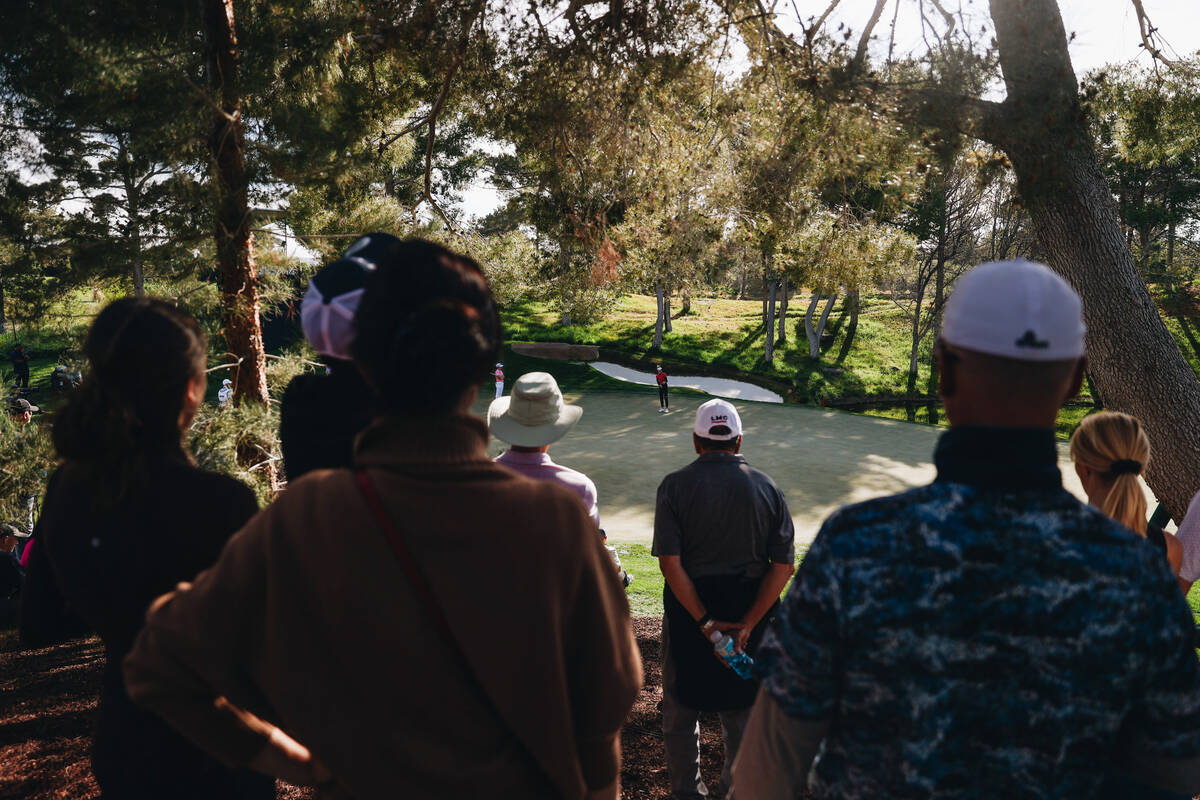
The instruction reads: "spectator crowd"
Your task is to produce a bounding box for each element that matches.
[8,236,1200,800]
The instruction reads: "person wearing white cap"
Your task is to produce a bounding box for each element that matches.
[656,365,669,413]
[652,397,795,799]
[217,378,233,407]
[736,259,1200,799]
[494,362,505,399]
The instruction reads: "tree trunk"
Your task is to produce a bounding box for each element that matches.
[804,293,821,358]
[777,274,788,344]
[815,293,837,354]
[987,0,1200,520]
[202,0,268,408]
[652,282,665,348]
[908,285,924,385]
[762,267,770,326]
[738,265,746,300]
[764,281,778,363]
[0,277,6,334]
[835,290,860,364]
[664,294,672,333]
[681,287,691,315]
[558,242,571,326]
[119,142,147,298]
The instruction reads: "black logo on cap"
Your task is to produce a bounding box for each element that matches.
[1015,330,1049,349]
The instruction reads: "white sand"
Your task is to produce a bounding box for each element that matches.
[588,362,783,403]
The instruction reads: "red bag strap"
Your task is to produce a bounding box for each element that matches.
[353,469,457,646]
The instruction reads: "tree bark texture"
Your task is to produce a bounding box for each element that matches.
[816,294,837,355]
[764,280,778,363]
[202,0,268,407]
[804,294,820,358]
[777,275,788,344]
[652,282,665,348]
[986,0,1200,520]
[664,294,672,333]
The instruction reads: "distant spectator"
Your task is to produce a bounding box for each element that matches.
[278,235,378,481]
[1071,411,1183,585]
[489,372,597,524]
[7,397,37,425]
[124,236,641,799]
[735,259,1200,799]
[489,371,632,586]
[654,398,795,799]
[656,365,669,413]
[0,524,24,625]
[1175,495,1200,595]
[9,343,30,388]
[217,377,233,407]
[494,361,505,398]
[19,298,272,800]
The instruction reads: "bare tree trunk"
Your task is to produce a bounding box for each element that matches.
[202,0,268,408]
[835,290,860,364]
[664,294,672,333]
[652,282,665,348]
[777,274,788,344]
[815,293,837,355]
[738,265,746,299]
[986,0,1200,519]
[764,280,778,363]
[558,241,571,326]
[804,293,820,358]
[762,267,770,326]
[681,287,691,314]
[119,143,147,298]
[0,277,6,334]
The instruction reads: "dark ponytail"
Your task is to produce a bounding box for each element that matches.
[53,298,207,508]
[351,237,501,413]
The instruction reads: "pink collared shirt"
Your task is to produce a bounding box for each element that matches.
[494,450,600,527]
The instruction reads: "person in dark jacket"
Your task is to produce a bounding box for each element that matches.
[278,236,380,481]
[19,298,273,800]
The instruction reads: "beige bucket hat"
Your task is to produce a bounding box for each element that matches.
[487,372,582,447]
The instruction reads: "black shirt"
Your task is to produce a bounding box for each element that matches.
[279,365,374,481]
[652,452,795,579]
[20,459,272,798]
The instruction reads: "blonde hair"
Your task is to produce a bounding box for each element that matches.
[1069,411,1151,535]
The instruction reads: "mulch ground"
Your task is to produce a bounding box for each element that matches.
[0,618,739,800]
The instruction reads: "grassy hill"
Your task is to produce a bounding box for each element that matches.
[501,292,1116,437]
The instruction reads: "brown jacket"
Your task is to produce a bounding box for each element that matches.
[124,414,642,799]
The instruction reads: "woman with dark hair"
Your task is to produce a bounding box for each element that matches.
[124,236,642,800]
[19,298,273,800]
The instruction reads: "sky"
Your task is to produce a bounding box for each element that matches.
[458,0,1200,220]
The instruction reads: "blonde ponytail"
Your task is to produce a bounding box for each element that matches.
[1069,412,1150,535]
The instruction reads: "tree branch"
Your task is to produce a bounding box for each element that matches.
[852,0,888,70]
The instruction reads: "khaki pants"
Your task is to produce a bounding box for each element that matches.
[661,614,751,798]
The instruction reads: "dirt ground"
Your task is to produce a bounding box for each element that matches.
[0,618,754,800]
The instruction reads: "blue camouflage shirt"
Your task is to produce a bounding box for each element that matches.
[756,426,1200,799]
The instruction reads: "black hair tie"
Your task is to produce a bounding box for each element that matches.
[1110,459,1143,476]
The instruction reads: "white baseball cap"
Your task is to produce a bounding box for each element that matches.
[941,258,1086,361]
[222,378,232,386]
[693,398,742,441]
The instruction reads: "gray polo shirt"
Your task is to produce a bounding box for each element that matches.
[652,452,795,580]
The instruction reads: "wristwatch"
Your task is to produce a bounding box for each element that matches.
[699,614,716,634]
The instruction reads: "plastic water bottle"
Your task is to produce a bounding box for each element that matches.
[709,631,754,680]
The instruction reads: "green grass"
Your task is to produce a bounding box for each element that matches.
[502,292,1123,441]
[504,293,1064,404]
